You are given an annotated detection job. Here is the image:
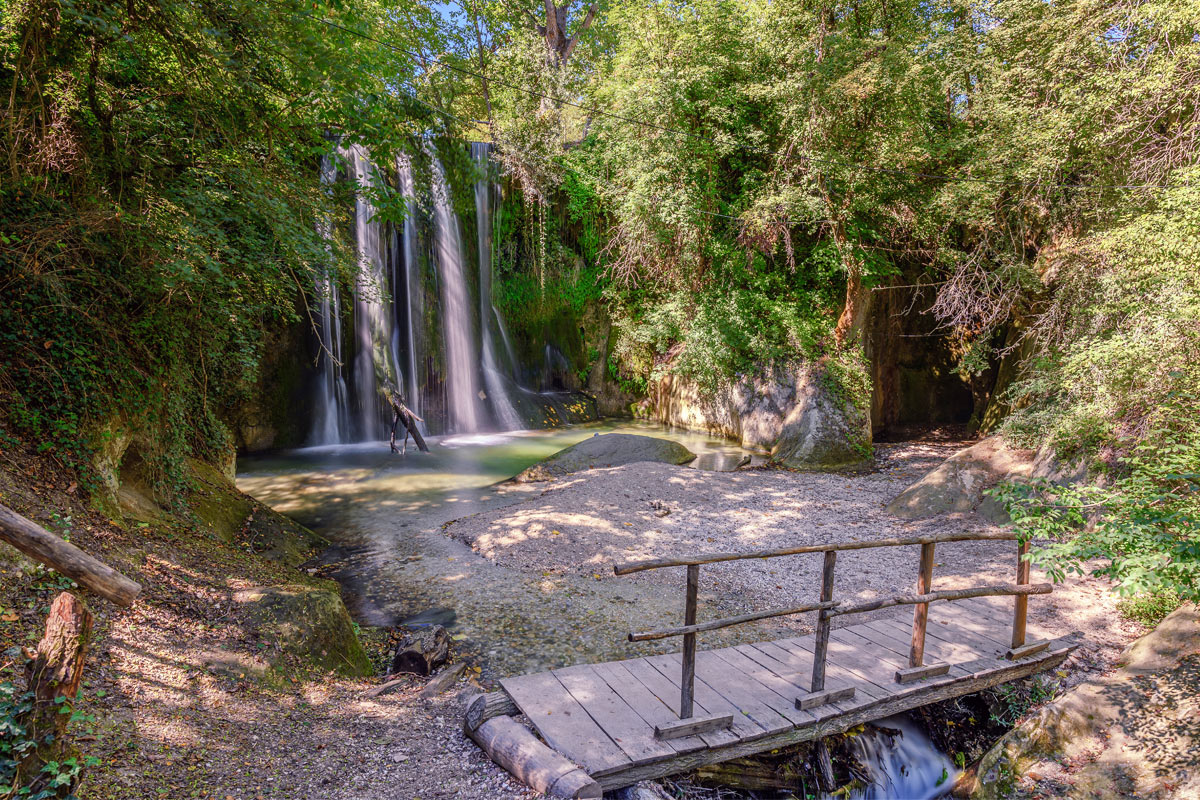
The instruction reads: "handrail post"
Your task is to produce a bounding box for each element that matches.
[680,564,699,719]
[810,551,837,692]
[909,542,935,668]
[1012,539,1030,648]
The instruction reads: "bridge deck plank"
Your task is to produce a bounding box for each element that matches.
[496,607,1078,791]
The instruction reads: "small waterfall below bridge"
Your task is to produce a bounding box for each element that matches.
[307,142,589,444]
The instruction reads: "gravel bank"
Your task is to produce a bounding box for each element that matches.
[448,441,1141,677]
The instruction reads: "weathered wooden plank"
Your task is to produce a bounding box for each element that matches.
[734,642,867,719]
[591,644,1078,791]
[860,618,983,665]
[830,627,957,683]
[655,713,733,740]
[643,653,770,741]
[928,600,1014,649]
[554,665,677,766]
[704,646,815,726]
[956,596,1055,643]
[501,671,628,775]
[797,686,856,710]
[770,636,894,700]
[862,616,984,661]
[694,650,796,733]
[1005,640,1050,660]
[619,658,739,748]
[895,663,951,684]
[589,662,707,755]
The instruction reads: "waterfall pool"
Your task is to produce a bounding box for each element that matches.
[237,420,761,677]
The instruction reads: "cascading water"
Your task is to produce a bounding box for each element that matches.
[311,154,351,445]
[396,154,423,428]
[844,715,959,800]
[473,143,524,430]
[430,154,484,432]
[347,144,404,440]
[308,142,585,443]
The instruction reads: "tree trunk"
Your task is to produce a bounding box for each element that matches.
[17,592,94,797]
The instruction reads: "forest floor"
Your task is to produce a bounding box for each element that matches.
[0,435,1148,800]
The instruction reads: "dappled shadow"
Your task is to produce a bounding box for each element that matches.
[1102,654,1200,779]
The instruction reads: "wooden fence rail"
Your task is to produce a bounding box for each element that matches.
[614,531,1040,738]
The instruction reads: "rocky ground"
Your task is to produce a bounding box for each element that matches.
[448,440,1141,682]
[1,433,1151,800]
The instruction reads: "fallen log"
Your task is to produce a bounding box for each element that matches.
[464,690,520,733]
[388,391,429,454]
[467,715,601,799]
[0,503,141,606]
[390,625,450,675]
[420,662,467,698]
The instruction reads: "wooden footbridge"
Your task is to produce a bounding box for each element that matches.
[464,531,1079,798]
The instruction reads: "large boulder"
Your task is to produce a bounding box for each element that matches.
[515,433,695,482]
[650,361,872,470]
[234,584,373,677]
[965,603,1200,800]
[886,437,1035,520]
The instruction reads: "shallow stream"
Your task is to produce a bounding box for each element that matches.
[237,421,761,677]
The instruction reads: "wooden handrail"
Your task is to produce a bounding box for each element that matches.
[828,582,1051,618]
[619,532,1043,732]
[613,530,1020,575]
[629,600,837,641]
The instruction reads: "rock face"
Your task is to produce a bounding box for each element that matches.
[515,433,695,482]
[235,584,373,677]
[650,362,872,470]
[885,436,1035,521]
[966,603,1200,800]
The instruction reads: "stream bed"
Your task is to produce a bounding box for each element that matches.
[237,420,764,677]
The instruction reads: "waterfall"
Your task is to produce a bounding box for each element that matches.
[396,154,423,428]
[430,155,484,432]
[311,154,351,445]
[347,144,403,440]
[473,143,524,430]
[307,142,577,444]
[844,716,958,800]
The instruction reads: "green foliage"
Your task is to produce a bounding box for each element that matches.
[0,683,97,799]
[0,0,421,497]
[1116,589,1183,629]
[991,397,1200,603]
[986,677,1058,729]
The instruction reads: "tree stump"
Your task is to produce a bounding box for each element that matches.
[16,592,94,797]
[390,625,450,675]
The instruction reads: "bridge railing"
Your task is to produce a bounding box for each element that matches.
[613,531,1047,739]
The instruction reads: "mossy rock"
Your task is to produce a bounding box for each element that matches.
[515,433,695,482]
[234,583,372,677]
[186,459,325,567]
